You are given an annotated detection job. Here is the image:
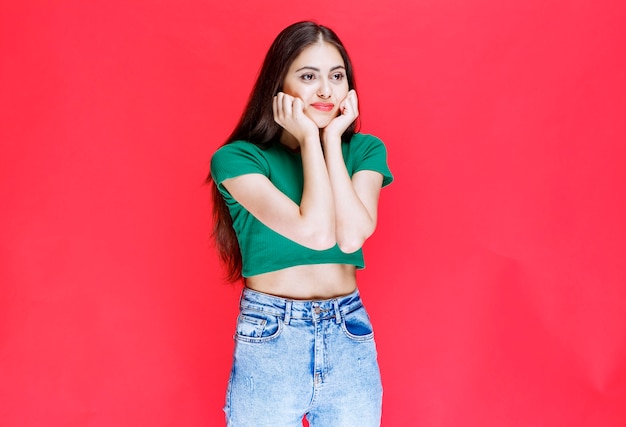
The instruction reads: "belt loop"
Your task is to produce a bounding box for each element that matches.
[284,300,292,325]
[333,299,341,324]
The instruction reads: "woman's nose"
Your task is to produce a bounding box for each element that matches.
[317,80,331,99]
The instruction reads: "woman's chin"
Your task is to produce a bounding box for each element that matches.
[305,110,338,129]
[309,116,334,129]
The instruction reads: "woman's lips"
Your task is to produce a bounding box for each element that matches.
[311,103,335,112]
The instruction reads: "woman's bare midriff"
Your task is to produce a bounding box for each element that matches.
[244,263,357,300]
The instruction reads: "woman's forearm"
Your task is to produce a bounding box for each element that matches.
[298,135,337,248]
[323,136,377,253]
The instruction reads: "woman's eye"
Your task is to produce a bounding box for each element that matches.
[332,73,345,81]
[300,73,315,81]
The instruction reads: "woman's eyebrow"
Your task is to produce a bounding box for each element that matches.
[294,65,346,72]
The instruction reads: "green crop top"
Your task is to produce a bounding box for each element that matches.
[210,133,393,277]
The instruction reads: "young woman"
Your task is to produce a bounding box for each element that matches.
[209,21,393,426]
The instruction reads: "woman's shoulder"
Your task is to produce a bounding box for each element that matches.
[211,140,276,165]
[349,132,385,146]
[210,141,274,181]
[212,140,265,156]
[345,132,393,186]
[346,133,387,154]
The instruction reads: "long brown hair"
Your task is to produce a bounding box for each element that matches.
[208,21,358,282]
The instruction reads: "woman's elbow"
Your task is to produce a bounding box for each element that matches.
[313,235,337,250]
[336,232,369,253]
[337,239,363,254]
[336,224,376,253]
[304,227,336,250]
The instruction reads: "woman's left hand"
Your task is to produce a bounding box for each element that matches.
[323,90,359,141]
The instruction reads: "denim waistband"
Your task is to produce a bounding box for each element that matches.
[239,287,363,324]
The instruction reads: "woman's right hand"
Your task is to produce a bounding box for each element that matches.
[273,92,319,145]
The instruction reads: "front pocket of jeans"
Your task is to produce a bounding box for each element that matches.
[234,310,282,343]
[341,305,374,341]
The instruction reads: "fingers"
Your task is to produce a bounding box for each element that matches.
[273,92,288,124]
[273,93,317,142]
[292,97,304,113]
[322,90,359,140]
[273,92,303,124]
[338,90,359,120]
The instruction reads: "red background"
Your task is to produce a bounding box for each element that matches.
[2,0,625,426]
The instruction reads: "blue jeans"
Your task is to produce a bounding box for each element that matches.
[224,287,383,427]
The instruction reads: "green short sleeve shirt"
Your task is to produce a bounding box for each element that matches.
[210,133,393,277]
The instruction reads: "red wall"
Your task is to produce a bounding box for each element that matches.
[2,1,625,426]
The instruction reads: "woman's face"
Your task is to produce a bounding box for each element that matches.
[282,41,349,129]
